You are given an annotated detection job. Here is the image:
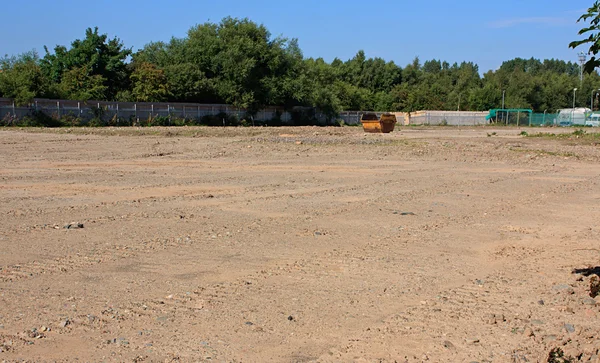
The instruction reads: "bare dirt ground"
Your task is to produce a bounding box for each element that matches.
[1,126,600,362]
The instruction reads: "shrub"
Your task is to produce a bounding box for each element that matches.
[200,112,239,126]
[107,114,133,127]
[1,113,19,126]
[89,117,107,127]
[150,115,171,126]
[21,110,63,127]
[89,106,106,127]
[60,114,83,127]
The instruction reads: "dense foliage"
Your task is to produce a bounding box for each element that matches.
[571,1,600,72]
[2,17,600,117]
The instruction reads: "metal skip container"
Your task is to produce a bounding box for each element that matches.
[360,113,397,133]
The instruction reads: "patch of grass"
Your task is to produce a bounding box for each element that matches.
[526,129,600,140]
[547,347,574,363]
[510,147,578,158]
[519,131,528,136]
[248,136,424,148]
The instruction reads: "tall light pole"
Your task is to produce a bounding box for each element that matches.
[579,53,587,87]
[502,90,506,124]
[573,88,578,124]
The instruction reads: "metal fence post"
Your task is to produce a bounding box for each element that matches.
[543,111,546,126]
[12,102,16,117]
[57,101,60,118]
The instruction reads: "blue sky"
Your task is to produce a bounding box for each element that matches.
[0,0,593,72]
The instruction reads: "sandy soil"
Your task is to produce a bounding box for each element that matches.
[1,126,600,362]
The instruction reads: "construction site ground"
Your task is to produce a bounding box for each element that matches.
[1,126,600,362]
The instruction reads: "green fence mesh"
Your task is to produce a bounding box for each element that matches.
[491,112,559,126]
[530,113,558,126]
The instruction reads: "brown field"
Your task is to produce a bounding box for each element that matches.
[1,126,600,362]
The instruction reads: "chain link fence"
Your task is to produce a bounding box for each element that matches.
[529,113,559,126]
[491,112,562,126]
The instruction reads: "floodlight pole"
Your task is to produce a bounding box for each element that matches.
[573,88,578,124]
[543,109,547,126]
[578,53,587,87]
[502,90,506,124]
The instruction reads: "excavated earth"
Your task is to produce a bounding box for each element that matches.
[1,126,600,362]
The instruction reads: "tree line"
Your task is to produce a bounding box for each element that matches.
[2,17,599,121]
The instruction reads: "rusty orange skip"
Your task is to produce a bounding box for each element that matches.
[360,113,397,133]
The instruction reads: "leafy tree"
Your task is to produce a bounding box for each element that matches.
[272,39,309,109]
[312,87,341,121]
[55,65,107,101]
[135,39,217,103]
[210,17,278,113]
[0,51,48,105]
[2,16,599,120]
[469,83,501,111]
[570,1,600,72]
[130,62,170,102]
[41,27,131,100]
[135,17,306,114]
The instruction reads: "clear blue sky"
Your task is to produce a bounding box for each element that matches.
[0,0,594,72]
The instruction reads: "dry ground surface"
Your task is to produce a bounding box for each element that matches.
[1,126,600,362]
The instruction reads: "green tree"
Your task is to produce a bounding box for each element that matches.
[41,27,131,100]
[210,17,277,113]
[3,16,596,119]
[0,51,48,105]
[55,65,107,101]
[570,1,600,72]
[130,62,170,102]
[135,17,305,114]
